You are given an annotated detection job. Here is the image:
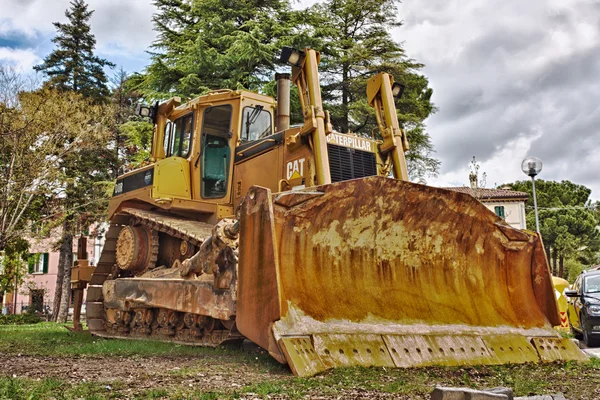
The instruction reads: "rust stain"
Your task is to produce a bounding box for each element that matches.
[267,176,554,329]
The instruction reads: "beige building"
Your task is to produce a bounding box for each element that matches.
[2,231,106,315]
[444,186,529,230]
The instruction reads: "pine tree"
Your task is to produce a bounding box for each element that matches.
[34,0,114,102]
[33,0,116,321]
[307,0,439,179]
[132,0,296,99]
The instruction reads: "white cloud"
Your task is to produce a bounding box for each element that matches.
[395,0,600,200]
[0,0,156,66]
[0,47,40,70]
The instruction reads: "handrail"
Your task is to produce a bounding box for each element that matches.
[236,139,277,157]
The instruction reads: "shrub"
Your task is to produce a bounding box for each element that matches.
[0,313,42,325]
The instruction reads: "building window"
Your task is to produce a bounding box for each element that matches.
[29,253,49,274]
[494,206,505,220]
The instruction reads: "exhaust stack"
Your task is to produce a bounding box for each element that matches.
[275,73,290,131]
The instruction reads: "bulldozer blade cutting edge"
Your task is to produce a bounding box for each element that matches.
[236,176,587,376]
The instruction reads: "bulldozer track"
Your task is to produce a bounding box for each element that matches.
[86,209,243,345]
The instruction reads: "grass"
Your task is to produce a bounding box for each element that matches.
[0,322,254,359]
[2,323,600,399]
[0,377,112,400]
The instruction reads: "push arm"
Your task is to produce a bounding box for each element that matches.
[366,73,409,181]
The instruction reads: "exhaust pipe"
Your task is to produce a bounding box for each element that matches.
[275,73,290,131]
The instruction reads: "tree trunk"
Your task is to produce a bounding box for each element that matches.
[56,232,73,323]
[551,247,558,276]
[341,62,349,133]
[51,242,64,321]
[51,217,74,322]
[558,255,565,279]
[544,245,551,268]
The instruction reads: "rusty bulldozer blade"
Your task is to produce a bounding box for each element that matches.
[236,176,586,376]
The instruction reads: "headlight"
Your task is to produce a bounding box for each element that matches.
[144,170,153,185]
[588,305,600,315]
[114,181,124,195]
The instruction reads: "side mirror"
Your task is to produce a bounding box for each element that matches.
[564,289,579,298]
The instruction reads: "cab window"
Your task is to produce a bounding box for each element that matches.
[167,113,193,157]
[201,105,232,198]
[240,106,272,142]
[163,122,172,156]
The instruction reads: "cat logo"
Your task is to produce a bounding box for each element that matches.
[286,158,305,180]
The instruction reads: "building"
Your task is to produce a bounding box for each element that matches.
[443,186,529,230]
[440,157,529,230]
[1,232,105,315]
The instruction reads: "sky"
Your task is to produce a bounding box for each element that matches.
[1,0,599,200]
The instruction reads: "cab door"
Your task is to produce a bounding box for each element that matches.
[195,105,234,201]
[152,113,194,200]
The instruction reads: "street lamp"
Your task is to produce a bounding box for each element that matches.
[521,156,543,233]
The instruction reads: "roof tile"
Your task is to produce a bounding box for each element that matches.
[442,186,528,200]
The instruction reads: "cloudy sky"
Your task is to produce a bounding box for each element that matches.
[1,0,599,199]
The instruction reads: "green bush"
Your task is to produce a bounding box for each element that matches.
[0,313,42,325]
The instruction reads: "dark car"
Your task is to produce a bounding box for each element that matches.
[565,268,600,347]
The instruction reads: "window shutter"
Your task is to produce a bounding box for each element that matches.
[42,253,49,274]
[27,254,35,274]
[494,206,505,219]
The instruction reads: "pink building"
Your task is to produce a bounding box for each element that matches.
[2,231,106,315]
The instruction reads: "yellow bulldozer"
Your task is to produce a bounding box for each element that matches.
[86,47,585,376]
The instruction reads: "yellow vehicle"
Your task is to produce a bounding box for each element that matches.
[86,47,585,376]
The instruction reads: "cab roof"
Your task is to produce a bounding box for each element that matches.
[174,89,275,113]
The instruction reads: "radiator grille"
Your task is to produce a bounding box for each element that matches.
[327,144,377,183]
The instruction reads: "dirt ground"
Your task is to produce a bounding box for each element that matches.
[2,324,600,399]
[2,352,289,394]
[2,352,419,399]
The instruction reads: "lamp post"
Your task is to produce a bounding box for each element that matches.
[521,157,543,233]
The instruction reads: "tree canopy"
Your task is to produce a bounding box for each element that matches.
[0,81,113,307]
[31,0,118,321]
[33,0,114,102]
[132,0,295,99]
[505,179,600,280]
[134,0,439,178]
[306,0,438,179]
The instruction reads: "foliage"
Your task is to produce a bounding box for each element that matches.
[0,87,111,249]
[505,179,600,278]
[118,121,154,170]
[134,0,439,179]
[33,0,114,102]
[565,257,587,282]
[0,313,41,325]
[0,237,29,296]
[0,78,114,321]
[132,0,297,99]
[32,0,117,322]
[111,68,152,173]
[305,0,439,179]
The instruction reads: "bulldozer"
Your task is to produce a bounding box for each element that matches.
[86,47,586,376]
